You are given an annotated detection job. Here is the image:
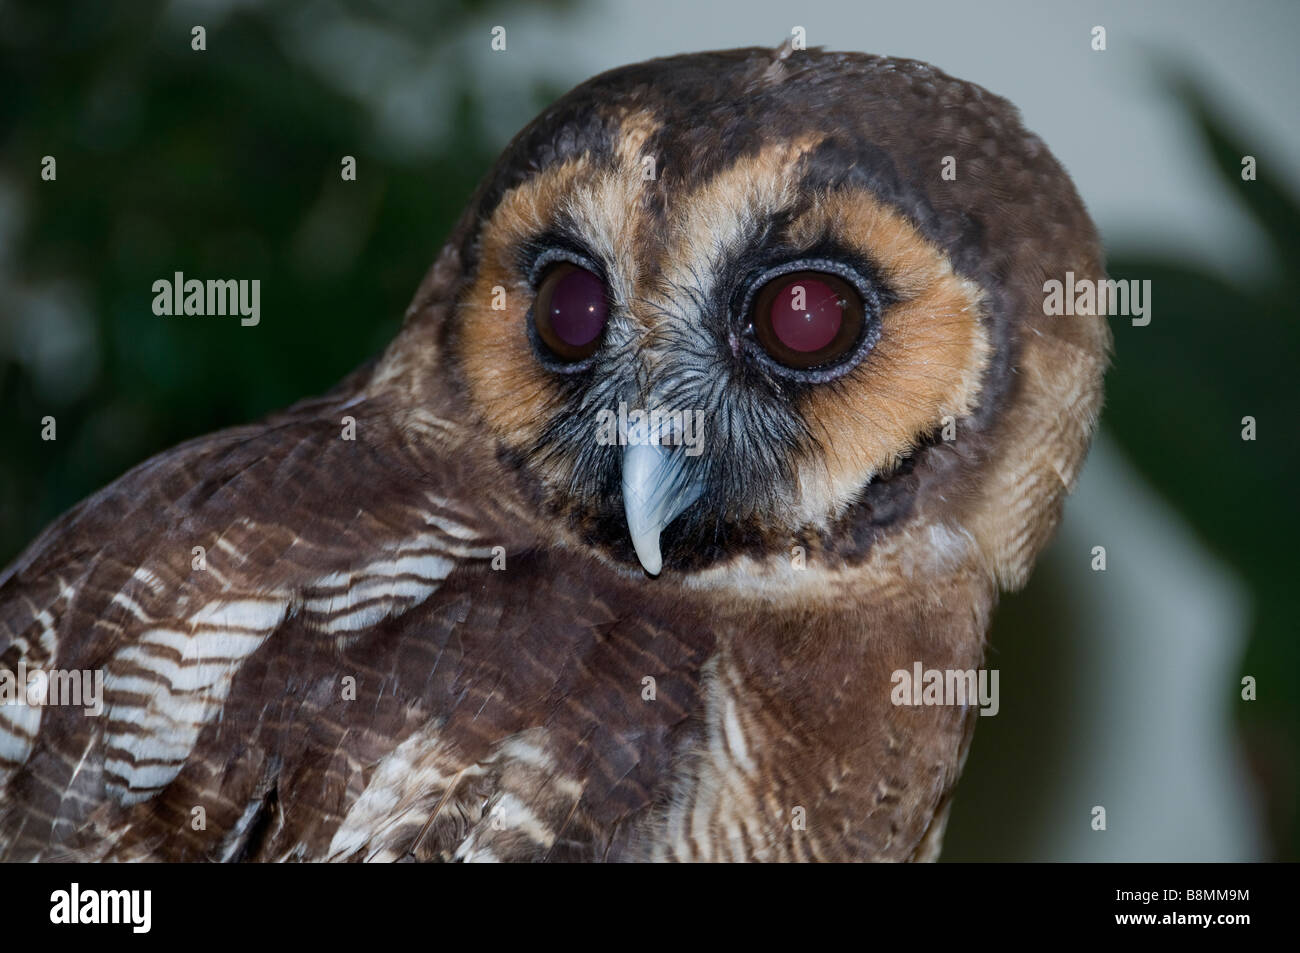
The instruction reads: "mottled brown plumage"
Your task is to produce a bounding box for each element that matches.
[0,47,1109,861]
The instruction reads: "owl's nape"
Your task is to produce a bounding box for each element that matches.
[0,46,1108,862]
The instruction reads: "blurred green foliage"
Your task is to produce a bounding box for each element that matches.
[0,0,567,561]
[1101,78,1299,860]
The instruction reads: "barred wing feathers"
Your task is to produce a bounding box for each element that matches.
[1,387,496,859]
[0,385,716,861]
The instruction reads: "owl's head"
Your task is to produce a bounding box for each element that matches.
[379,47,1110,589]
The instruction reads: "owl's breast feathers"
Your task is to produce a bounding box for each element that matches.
[0,367,985,861]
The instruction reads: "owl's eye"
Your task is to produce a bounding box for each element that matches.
[532,263,609,363]
[750,271,866,371]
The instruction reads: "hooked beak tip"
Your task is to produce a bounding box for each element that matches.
[621,438,702,578]
[631,537,664,576]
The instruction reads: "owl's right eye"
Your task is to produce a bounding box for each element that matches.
[532,263,610,364]
[750,271,866,371]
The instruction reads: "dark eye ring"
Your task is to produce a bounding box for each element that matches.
[743,263,878,379]
[529,261,610,368]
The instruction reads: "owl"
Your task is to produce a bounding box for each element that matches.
[0,46,1109,862]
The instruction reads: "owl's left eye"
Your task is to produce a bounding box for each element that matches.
[532,263,610,364]
[749,271,866,372]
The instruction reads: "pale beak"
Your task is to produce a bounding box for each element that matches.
[621,415,704,576]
